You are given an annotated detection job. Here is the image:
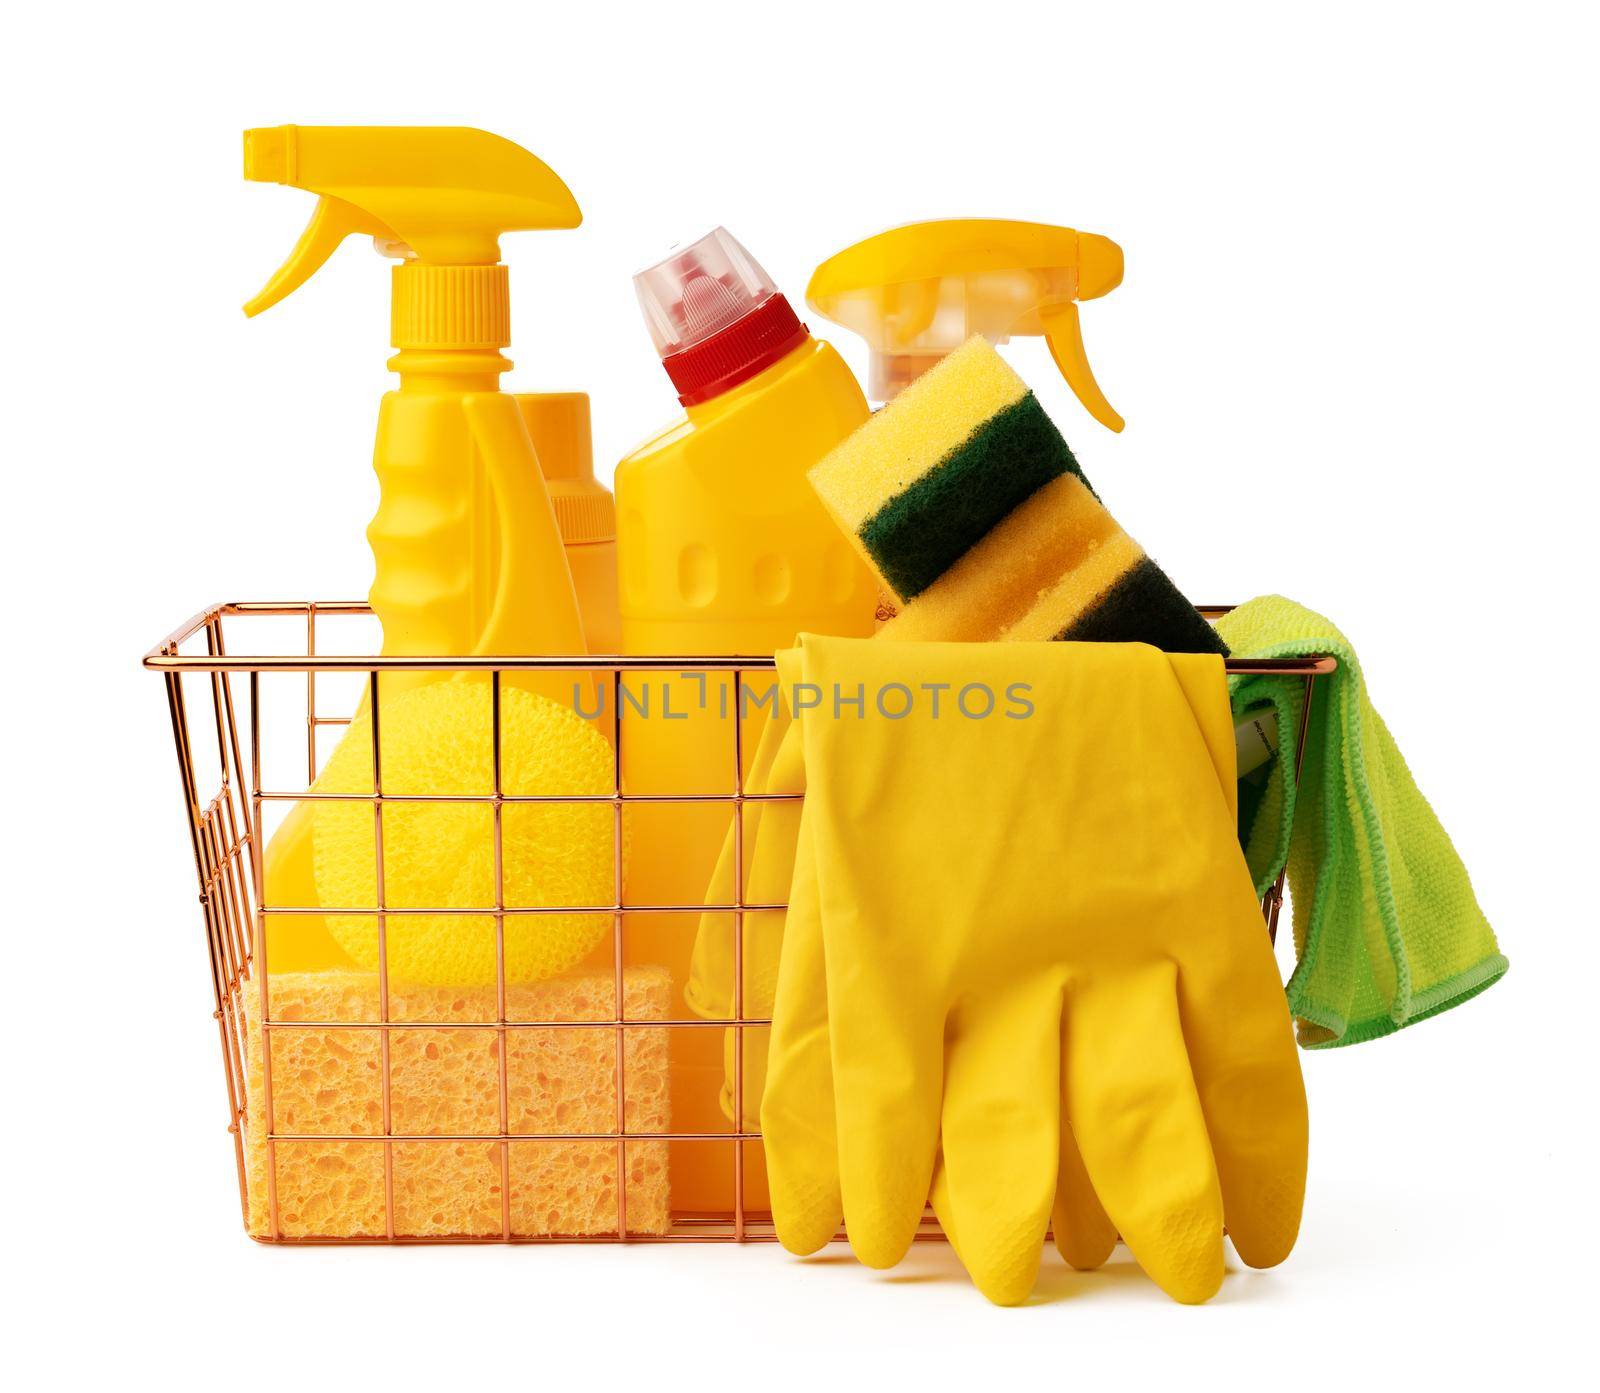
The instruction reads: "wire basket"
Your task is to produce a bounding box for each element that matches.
[146,600,1334,1245]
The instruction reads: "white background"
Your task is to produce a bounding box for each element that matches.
[5,1,1596,1384]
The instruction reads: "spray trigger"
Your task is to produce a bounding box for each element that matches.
[244,196,393,317]
[806,220,1127,426]
[1040,300,1123,433]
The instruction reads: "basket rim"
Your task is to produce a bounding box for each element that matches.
[142,599,1338,677]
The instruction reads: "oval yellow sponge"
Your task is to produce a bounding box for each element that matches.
[312,679,617,986]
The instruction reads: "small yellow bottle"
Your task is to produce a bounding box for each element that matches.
[616,228,877,1214]
[517,392,619,656]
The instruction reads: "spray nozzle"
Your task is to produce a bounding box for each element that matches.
[806,219,1125,431]
[241,125,581,325]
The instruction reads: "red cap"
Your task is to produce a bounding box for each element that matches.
[634,227,809,407]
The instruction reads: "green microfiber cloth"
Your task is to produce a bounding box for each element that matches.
[1216,595,1507,1047]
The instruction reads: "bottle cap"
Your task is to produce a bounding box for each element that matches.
[634,227,808,406]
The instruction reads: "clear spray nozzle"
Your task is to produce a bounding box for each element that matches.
[806,219,1126,431]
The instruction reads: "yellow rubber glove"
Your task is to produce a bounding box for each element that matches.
[762,636,1308,1305]
[686,702,805,1126]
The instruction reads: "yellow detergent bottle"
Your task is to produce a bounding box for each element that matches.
[806,218,1125,423]
[242,125,588,972]
[615,227,877,1215]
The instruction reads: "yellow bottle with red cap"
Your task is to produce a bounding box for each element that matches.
[615,228,877,1213]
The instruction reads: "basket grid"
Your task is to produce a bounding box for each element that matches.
[147,601,1330,1245]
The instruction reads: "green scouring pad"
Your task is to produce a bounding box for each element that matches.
[808,336,1225,654]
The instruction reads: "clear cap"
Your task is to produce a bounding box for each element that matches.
[633,227,780,359]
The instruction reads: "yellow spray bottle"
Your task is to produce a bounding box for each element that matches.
[806,218,1125,425]
[243,125,588,971]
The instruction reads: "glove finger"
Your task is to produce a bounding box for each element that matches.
[1051,1117,1117,1272]
[830,996,945,1270]
[717,720,809,1124]
[1176,933,1308,1269]
[927,1150,959,1255]
[761,812,842,1255]
[935,985,1062,1305]
[720,1022,768,1132]
[1163,643,1308,1267]
[1063,967,1225,1304]
[807,828,943,1273]
[688,708,798,1028]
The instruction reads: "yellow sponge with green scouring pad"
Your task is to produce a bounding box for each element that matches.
[808,337,1225,654]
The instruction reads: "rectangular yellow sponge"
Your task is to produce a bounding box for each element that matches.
[882,473,1137,640]
[244,968,672,1239]
[809,336,1028,536]
[812,335,1225,655]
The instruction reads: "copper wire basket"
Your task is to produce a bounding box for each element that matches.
[146,600,1334,1245]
